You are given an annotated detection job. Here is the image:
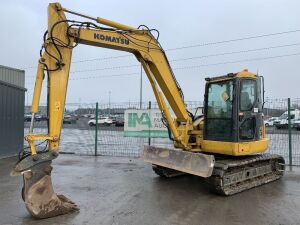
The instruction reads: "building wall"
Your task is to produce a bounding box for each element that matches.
[0,65,25,157]
[0,65,25,88]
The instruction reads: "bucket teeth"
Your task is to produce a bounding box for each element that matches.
[22,161,79,219]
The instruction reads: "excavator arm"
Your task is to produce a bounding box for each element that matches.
[12,3,214,219]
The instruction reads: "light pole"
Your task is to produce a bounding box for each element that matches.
[140,64,143,109]
[108,91,111,116]
[25,90,29,114]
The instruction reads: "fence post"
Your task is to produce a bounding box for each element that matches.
[148,101,151,146]
[95,102,99,156]
[288,98,292,166]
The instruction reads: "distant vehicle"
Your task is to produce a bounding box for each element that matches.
[24,114,42,122]
[35,114,42,122]
[293,119,300,131]
[73,114,79,120]
[83,114,93,118]
[88,116,113,126]
[264,117,278,127]
[24,114,32,122]
[110,116,117,124]
[40,114,48,121]
[63,115,77,124]
[115,117,124,127]
[274,109,300,129]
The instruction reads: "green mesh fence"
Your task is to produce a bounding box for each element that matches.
[24,99,300,165]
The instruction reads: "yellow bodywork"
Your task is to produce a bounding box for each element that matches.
[202,139,268,156]
[28,2,267,158]
[15,3,273,219]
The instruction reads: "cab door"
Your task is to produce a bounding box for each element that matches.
[238,78,263,142]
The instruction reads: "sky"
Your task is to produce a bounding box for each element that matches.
[0,0,300,105]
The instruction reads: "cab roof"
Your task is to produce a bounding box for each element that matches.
[205,69,258,83]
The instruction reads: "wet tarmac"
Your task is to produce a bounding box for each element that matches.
[1,155,300,225]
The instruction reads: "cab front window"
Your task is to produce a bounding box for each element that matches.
[205,80,234,141]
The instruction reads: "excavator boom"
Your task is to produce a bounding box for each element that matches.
[12,3,214,218]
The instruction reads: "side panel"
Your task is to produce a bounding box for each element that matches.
[201,138,268,156]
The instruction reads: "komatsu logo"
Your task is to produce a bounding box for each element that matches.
[94,33,129,45]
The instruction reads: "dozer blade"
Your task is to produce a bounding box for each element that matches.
[142,146,215,177]
[12,156,79,219]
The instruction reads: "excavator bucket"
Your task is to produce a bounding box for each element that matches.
[142,146,215,177]
[11,155,78,219]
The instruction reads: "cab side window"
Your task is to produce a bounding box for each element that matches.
[240,80,256,111]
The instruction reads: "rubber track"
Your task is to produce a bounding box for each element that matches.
[208,153,285,195]
[152,153,285,195]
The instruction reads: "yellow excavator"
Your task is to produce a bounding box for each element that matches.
[11,3,285,219]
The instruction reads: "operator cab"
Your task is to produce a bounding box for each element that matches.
[204,70,264,143]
